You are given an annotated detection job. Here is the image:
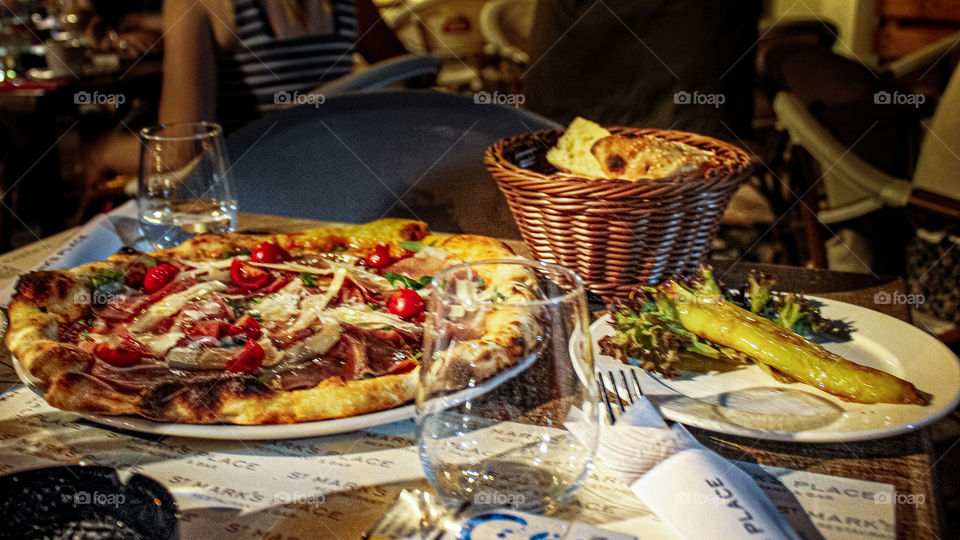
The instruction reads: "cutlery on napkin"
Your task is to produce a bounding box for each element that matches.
[568,399,804,540]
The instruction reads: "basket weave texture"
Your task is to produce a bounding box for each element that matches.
[485,128,754,299]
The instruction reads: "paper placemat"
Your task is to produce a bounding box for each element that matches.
[0,388,896,539]
[0,201,146,306]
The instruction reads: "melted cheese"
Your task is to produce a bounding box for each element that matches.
[415,245,450,261]
[282,323,342,363]
[327,260,392,290]
[320,305,419,334]
[249,280,303,322]
[260,338,283,367]
[180,260,233,281]
[138,332,185,357]
[89,331,183,358]
[249,261,334,275]
[88,333,113,345]
[147,281,228,318]
[289,267,348,331]
[253,258,392,290]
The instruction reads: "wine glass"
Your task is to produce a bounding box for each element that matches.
[416,259,598,514]
[138,122,238,249]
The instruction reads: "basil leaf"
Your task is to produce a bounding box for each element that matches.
[220,249,251,260]
[300,272,318,287]
[383,272,432,290]
[224,298,247,315]
[89,269,124,290]
[398,241,424,253]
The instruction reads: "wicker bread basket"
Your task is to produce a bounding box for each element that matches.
[485,127,753,299]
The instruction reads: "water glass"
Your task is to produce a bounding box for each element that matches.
[417,259,598,514]
[138,122,238,249]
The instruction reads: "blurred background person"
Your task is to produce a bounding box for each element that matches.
[523,0,762,140]
[83,0,406,189]
[84,0,163,57]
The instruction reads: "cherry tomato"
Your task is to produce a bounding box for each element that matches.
[387,288,425,320]
[388,358,419,374]
[364,243,392,268]
[230,258,270,289]
[143,263,179,293]
[225,338,264,373]
[250,242,291,263]
[227,314,262,340]
[94,336,147,366]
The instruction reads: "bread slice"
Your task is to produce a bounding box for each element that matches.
[591,133,716,181]
[546,117,611,179]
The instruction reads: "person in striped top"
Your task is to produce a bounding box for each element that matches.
[85,0,406,184]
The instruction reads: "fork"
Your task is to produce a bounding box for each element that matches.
[595,368,645,424]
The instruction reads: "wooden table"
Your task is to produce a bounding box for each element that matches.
[0,212,944,539]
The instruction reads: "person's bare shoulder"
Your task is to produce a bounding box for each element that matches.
[165,0,239,50]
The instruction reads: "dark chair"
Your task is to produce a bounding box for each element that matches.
[225,90,560,238]
[767,30,960,271]
[310,54,442,97]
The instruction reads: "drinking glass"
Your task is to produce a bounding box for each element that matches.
[417,259,598,514]
[138,122,238,249]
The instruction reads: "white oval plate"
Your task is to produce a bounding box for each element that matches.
[13,355,414,440]
[592,297,960,442]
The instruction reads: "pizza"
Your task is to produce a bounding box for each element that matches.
[6,219,530,424]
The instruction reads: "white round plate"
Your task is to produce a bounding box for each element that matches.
[592,297,960,442]
[12,355,414,440]
[80,405,414,440]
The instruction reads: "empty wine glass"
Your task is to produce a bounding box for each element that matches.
[138,122,238,249]
[416,259,598,514]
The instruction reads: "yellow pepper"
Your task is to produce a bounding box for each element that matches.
[661,281,928,405]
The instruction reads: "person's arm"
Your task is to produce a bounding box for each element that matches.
[353,0,407,63]
[158,0,217,123]
[83,0,218,184]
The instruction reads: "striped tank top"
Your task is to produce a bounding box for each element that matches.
[216,0,357,131]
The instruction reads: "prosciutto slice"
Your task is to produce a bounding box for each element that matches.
[271,324,418,391]
[94,275,198,322]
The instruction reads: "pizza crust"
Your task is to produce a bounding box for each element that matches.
[8,272,91,380]
[5,219,528,425]
[139,369,418,424]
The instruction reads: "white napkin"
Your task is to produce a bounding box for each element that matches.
[0,201,148,305]
[569,400,803,540]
